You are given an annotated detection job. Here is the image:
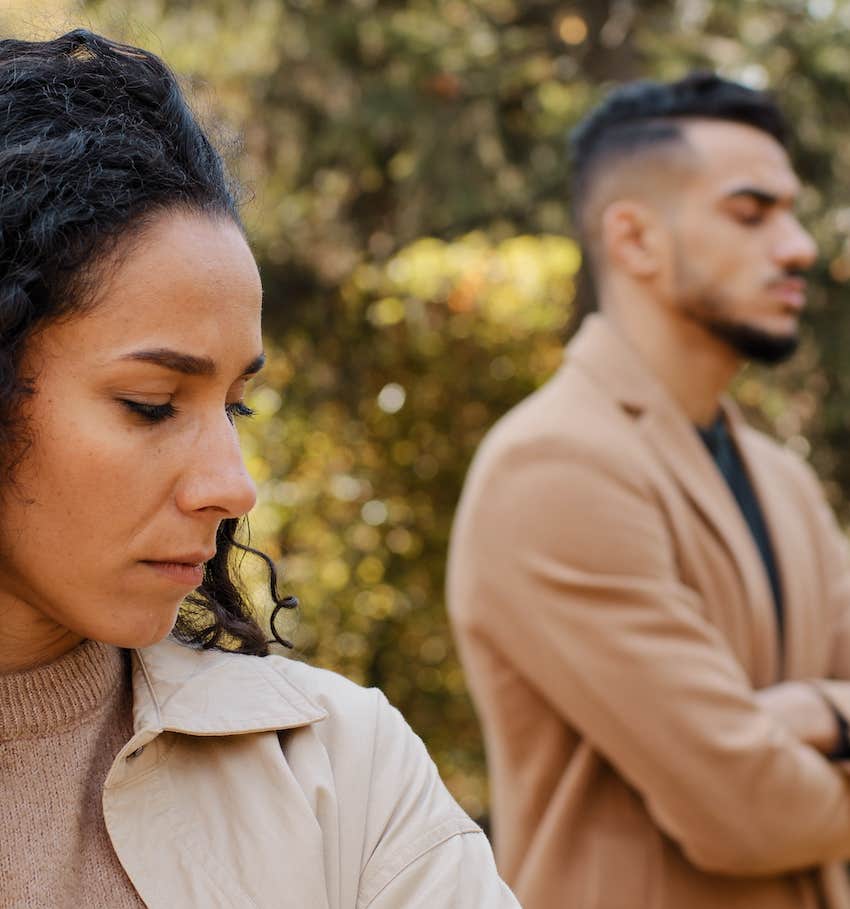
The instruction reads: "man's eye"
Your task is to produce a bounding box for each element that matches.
[730,203,767,226]
[120,400,177,423]
[226,401,255,422]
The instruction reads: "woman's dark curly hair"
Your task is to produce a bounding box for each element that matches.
[0,29,295,655]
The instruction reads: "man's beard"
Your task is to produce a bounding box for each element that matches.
[696,313,800,365]
[675,265,800,364]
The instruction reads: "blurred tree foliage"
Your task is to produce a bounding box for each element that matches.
[8,0,850,817]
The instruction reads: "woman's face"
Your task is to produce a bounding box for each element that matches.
[0,210,263,670]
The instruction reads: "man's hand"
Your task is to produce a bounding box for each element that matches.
[754,681,840,755]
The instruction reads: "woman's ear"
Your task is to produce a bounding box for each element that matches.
[601,199,668,279]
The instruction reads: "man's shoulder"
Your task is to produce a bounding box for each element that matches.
[736,421,819,487]
[471,358,646,482]
[725,418,834,529]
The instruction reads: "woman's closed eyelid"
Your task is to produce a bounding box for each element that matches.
[119,398,177,423]
[118,397,255,425]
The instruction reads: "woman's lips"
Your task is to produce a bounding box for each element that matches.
[141,560,204,586]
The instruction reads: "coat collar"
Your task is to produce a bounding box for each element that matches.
[565,314,780,683]
[130,637,328,737]
[565,313,666,417]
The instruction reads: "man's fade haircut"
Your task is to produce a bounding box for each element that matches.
[568,71,790,245]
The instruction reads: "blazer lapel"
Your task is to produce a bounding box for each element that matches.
[567,316,780,685]
[639,402,780,685]
[729,408,820,680]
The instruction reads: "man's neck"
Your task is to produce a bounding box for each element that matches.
[600,295,741,426]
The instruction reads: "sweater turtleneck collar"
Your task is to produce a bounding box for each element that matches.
[0,639,127,741]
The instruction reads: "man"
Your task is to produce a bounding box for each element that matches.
[447,73,850,909]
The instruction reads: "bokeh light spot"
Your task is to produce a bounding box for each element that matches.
[378,382,407,413]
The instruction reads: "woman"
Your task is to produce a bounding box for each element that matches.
[0,30,519,908]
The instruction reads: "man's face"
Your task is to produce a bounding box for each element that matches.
[665,120,817,364]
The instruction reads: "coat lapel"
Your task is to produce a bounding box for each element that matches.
[103,640,332,909]
[567,316,779,684]
[640,401,779,684]
[729,410,822,680]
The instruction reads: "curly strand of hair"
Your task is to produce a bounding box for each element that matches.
[175,518,298,654]
[219,518,299,649]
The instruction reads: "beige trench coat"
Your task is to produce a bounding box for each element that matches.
[102,638,520,908]
[448,315,850,909]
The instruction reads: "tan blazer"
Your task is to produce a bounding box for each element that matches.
[448,314,850,909]
[102,639,520,908]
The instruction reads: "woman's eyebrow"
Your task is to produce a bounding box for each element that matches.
[243,353,266,376]
[118,348,266,377]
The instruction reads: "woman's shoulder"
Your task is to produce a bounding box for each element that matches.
[272,652,382,710]
[132,640,518,907]
[135,639,459,826]
[275,655,431,760]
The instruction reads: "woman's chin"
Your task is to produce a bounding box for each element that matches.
[90,612,180,650]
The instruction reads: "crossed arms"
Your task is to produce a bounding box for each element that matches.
[457,439,850,876]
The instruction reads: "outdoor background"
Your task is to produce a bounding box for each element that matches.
[8,0,850,823]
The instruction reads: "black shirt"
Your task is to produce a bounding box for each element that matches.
[696,414,784,643]
[696,416,850,759]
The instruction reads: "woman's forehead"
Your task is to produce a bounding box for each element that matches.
[31,212,263,375]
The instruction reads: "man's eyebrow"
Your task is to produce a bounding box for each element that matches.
[723,186,791,207]
[119,348,266,378]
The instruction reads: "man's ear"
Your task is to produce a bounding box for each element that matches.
[601,200,667,279]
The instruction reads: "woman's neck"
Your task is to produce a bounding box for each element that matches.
[0,601,82,672]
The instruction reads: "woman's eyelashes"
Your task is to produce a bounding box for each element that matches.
[120,399,177,423]
[226,401,255,422]
[119,399,255,424]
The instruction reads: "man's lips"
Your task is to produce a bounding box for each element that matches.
[770,277,807,310]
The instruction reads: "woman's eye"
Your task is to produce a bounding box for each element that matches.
[120,400,177,423]
[120,399,254,424]
[226,401,255,422]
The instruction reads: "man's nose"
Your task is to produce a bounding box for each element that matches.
[776,215,817,272]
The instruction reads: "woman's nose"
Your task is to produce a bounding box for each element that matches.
[175,416,258,518]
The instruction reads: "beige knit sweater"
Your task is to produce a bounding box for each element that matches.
[0,640,145,908]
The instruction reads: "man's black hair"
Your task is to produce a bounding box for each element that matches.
[569,72,790,232]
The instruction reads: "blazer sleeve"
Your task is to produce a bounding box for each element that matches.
[356,690,520,909]
[794,457,850,719]
[451,440,850,877]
